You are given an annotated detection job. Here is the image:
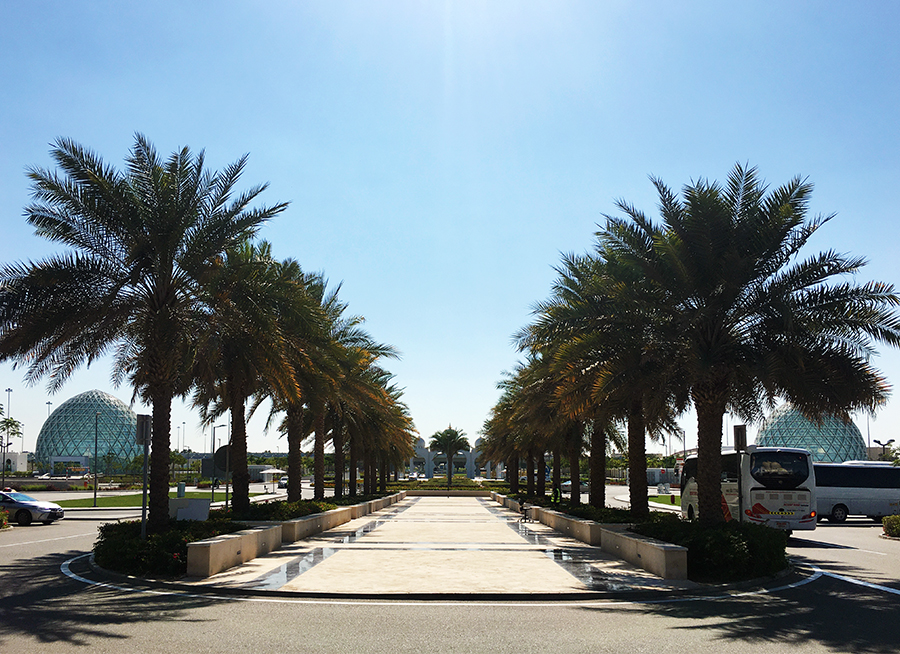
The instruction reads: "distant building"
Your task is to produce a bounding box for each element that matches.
[34,390,139,474]
[756,403,867,463]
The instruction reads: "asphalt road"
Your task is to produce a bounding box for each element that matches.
[0,489,897,653]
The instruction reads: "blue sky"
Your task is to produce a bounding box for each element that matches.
[1,2,899,455]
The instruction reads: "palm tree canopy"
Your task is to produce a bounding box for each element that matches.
[429,426,470,463]
[601,163,900,422]
[0,135,287,532]
[0,134,288,398]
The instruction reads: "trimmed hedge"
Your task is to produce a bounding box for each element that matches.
[211,499,335,522]
[93,518,248,578]
[883,514,900,537]
[632,513,788,582]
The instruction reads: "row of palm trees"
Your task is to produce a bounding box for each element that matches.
[483,164,900,524]
[0,135,416,532]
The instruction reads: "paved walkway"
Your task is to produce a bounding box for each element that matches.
[180,495,697,597]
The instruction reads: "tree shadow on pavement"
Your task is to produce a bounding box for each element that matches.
[583,574,899,653]
[0,550,219,647]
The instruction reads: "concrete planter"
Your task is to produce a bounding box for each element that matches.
[187,492,406,578]
[186,524,282,577]
[404,489,492,497]
[491,493,687,580]
[599,524,687,580]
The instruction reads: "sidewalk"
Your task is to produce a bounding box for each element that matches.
[176,495,699,598]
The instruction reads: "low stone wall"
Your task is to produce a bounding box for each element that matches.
[186,524,283,577]
[405,489,491,497]
[599,524,687,580]
[490,493,687,580]
[537,508,603,546]
[187,491,406,577]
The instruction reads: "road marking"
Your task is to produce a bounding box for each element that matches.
[812,565,900,596]
[0,533,93,548]
[59,553,824,608]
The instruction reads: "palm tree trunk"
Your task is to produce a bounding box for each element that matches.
[509,454,519,494]
[349,431,358,497]
[379,455,387,493]
[589,419,607,508]
[536,450,546,497]
[230,399,250,515]
[148,389,172,534]
[286,406,303,503]
[693,384,727,526]
[332,409,344,498]
[313,404,326,501]
[526,448,535,497]
[552,448,562,503]
[568,438,580,508]
[627,398,648,520]
[447,451,453,490]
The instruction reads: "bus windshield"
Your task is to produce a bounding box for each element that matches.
[749,451,810,490]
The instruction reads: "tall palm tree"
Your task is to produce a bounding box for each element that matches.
[0,136,286,532]
[192,240,302,515]
[518,252,682,518]
[429,426,470,491]
[602,164,900,524]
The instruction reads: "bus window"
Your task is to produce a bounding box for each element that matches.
[721,453,739,482]
[750,451,810,490]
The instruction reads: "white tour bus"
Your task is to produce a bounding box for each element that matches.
[681,445,817,531]
[813,461,900,523]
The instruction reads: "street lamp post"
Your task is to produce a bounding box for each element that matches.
[874,439,895,461]
[93,412,100,507]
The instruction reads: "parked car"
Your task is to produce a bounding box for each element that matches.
[560,480,590,493]
[277,477,287,489]
[0,490,65,526]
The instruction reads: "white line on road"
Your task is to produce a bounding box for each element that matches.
[0,533,93,548]
[815,565,900,596]
[60,554,825,608]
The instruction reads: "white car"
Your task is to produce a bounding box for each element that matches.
[0,490,65,526]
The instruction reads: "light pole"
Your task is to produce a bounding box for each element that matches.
[874,439,895,461]
[182,421,186,452]
[93,412,100,507]
[46,401,52,417]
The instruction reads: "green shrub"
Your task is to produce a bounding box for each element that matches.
[633,516,788,582]
[883,514,900,537]
[211,499,334,522]
[93,518,247,578]
[329,494,385,506]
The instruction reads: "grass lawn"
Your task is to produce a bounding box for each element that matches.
[648,494,681,507]
[56,491,260,508]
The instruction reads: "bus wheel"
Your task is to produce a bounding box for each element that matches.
[830,505,848,523]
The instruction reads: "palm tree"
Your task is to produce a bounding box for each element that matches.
[429,426,470,491]
[192,240,302,515]
[602,164,900,524]
[518,252,682,518]
[0,136,286,532]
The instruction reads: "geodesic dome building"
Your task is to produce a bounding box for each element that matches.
[756,403,867,463]
[35,389,139,474]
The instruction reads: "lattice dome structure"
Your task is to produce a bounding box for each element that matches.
[35,390,139,474]
[756,403,867,463]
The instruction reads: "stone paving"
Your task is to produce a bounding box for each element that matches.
[180,495,698,596]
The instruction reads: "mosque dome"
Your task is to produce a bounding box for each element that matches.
[35,389,139,473]
[756,403,867,463]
